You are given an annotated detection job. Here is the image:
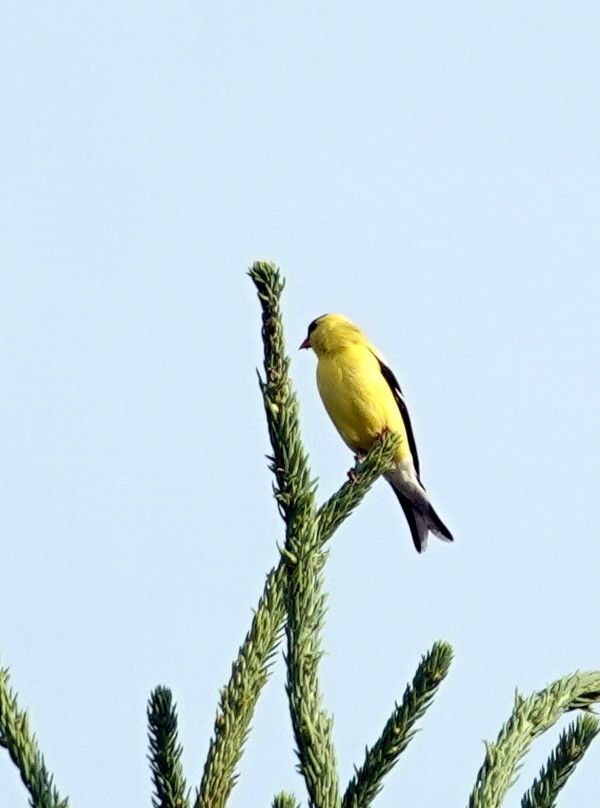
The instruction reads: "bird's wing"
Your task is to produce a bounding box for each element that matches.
[369,348,421,478]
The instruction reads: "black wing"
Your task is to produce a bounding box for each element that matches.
[372,352,421,478]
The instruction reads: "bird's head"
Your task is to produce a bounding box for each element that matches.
[300,314,364,356]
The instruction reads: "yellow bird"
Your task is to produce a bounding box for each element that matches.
[300,314,453,552]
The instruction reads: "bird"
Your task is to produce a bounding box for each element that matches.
[300,313,453,552]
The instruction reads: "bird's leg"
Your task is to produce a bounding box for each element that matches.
[348,447,367,481]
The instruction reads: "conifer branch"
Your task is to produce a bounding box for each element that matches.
[196,563,286,808]
[196,436,391,808]
[520,713,599,808]
[284,509,341,808]
[197,263,408,808]
[197,261,303,808]
[272,792,302,808]
[148,686,190,808]
[252,260,341,807]
[0,665,69,808]
[468,671,600,808]
[195,445,394,808]
[343,641,453,808]
[250,260,314,524]
[316,433,400,545]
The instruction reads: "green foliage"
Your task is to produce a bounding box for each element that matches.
[469,672,600,808]
[0,665,68,808]
[272,793,301,808]
[521,713,600,808]
[247,267,343,806]
[0,260,598,808]
[283,466,340,808]
[148,686,190,808]
[196,563,286,808]
[316,433,401,544]
[196,263,397,808]
[343,641,453,808]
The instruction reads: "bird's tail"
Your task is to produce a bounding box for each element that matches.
[386,471,453,553]
[395,492,430,552]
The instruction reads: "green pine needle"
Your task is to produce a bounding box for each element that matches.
[469,671,600,808]
[317,432,400,546]
[252,259,341,806]
[249,260,314,528]
[0,664,69,808]
[148,686,190,808]
[196,564,286,808]
[272,792,302,808]
[195,440,397,808]
[197,261,299,808]
[343,641,453,808]
[197,262,396,808]
[520,713,600,808]
[284,511,341,808]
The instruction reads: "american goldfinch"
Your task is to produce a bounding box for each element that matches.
[300,314,453,552]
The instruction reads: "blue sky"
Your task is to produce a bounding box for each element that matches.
[2,2,599,806]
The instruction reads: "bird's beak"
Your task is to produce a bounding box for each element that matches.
[299,336,311,350]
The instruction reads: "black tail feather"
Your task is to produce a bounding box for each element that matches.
[427,503,454,543]
[394,489,427,552]
[390,485,453,552]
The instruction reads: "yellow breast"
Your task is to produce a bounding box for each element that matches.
[316,344,410,461]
